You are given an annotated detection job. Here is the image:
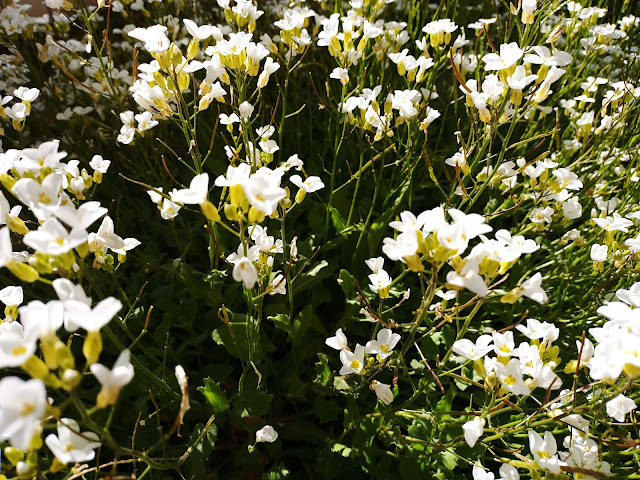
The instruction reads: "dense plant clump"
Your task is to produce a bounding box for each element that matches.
[0,0,639,478]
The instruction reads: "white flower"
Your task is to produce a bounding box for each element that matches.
[368,269,392,296]
[507,65,537,91]
[521,0,537,23]
[372,380,394,405]
[0,285,23,307]
[257,57,280,88]
[446,259,489,297]
[528,430,563,473]
[232,257,258,289]
[183,19,221,40]
[365,329,401,359]
[452,335,494,360]
[519,273,548,304]
[255,425,278,443]
[268,274,286,295]
[498,464,520,480]
[18,300,64,340]
[606,394,636,422]
[420,107,441,130]
[473,463,495,480]
[89,216,125,252]
[238,101,254,120]
[591,244,608,262]
[365,257,385,273]
[53,201,107,231]
[0,227,12,268]
[524,46,572,67]
[128,25,171,53]
[45,418,101,464]
[506,273,548,304]
[515,319,558,345]
[326,328,349,351]
[530,206,554,224]
[243,175,286,215]
[172,173,209,205]
[290,174,325,193]
[593,213,634,233]
[493,331,516,357]
[64,297,122,332]
[16,140,66,173]
[220,113,240,125]
[90,349,135,408]
[0,322,38,367]
[562,197,582,220]
[89,155,111,173]
[14,87,39,103]
[12,173,63,220]
[482,42,523,71]
[135,112,159,132]
[339,344,365,375]
[616,283,640,307]
[463,418,484,447]
[330,67,349,85]
[159,194,182,220]
[496,359,530,395]
[0,377,47,450]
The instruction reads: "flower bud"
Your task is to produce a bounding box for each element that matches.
[187,39,199,60]
[22,355,49,379]
[61,369,82,390]
[4,447,25,465]
[7,216,28,235]
[83,330,103,365]
[200,200,221,222]
[248,207,265,223]
[7,261,39,283]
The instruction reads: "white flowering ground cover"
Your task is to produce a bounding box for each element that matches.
[0,0,639,478]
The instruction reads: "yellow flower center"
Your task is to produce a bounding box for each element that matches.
[350,360,361,370]
[504,375,516,386]
[12,346,27,356]
[21,402,36,416]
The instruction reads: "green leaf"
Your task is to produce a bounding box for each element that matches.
[239,387,272,418]
[211,316,249,362]
[315,353,331,386]
[452,365,473,391]
[440,450,458,471]
[344,396,360,430]
[337,269,356,298]
[435,386,456,422]
[268,313,291,333]
[400,457,422,477]
[291,304,313,346]
[293,260,333,294]
[184,422,217,479]
[331,443,354,458]
[333,376,350,390]
[198,378,229,414]
[407,419,432,440]
[410,359,425,370]
[330,206,346,232]
[266,464,291,479]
